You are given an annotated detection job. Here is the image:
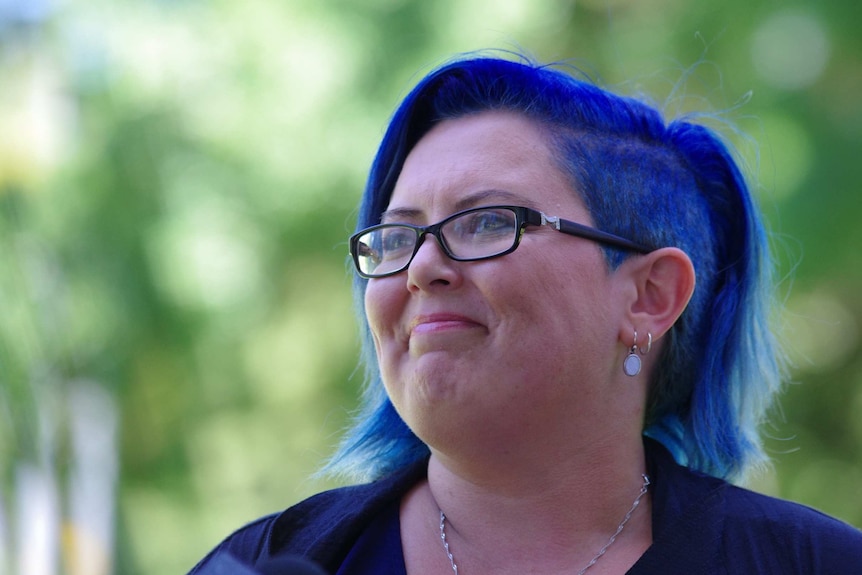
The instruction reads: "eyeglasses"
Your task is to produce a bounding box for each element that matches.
[349,205,654,279]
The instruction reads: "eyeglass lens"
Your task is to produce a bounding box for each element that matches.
[354,207,520,277]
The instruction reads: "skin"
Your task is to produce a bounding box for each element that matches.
[364,111,695,574]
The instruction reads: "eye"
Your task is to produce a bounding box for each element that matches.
[452,209,516,238]
[380,226,416,255]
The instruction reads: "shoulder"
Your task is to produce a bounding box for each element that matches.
[186,513,280,574]
[186,459,428,574]
[702,483,862,573]
[718,483,862,554]
[684,472,862,572]
[644,439,862,574]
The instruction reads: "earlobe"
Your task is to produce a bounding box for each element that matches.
[626,247,696,341]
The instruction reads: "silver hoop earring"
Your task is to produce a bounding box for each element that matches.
[639,332,652,355]
[623,329,641,377]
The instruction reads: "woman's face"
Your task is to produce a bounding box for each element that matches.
[364,112,631,455]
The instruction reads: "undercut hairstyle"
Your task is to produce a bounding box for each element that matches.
[326,54,784,483]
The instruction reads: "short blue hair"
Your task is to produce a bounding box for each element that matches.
[327,54,783,482]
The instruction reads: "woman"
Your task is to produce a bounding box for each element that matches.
[190,55,862,574]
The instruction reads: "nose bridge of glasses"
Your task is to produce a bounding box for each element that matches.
[414,222,451,259]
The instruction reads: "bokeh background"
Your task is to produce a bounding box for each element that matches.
[1,0,860,573]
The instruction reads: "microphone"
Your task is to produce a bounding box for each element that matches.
[195,551,328,575]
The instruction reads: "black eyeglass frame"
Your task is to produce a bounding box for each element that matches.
[349,205,655,279]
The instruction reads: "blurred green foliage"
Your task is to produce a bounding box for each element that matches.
[1,0,860,573]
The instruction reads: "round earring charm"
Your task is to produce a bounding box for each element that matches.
[624,351,641,376]
[624,329,642,376]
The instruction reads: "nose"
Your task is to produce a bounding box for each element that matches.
[405,233,462,291]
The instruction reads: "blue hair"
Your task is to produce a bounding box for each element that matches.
[326,55,783,482]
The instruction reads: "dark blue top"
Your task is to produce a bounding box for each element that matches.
[189,439,862,574]
[335,499,404,575]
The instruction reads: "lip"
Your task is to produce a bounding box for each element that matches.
[408,312,484,336]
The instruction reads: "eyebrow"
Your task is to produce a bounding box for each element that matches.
[380,189,533,223]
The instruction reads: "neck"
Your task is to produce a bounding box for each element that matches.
[430,428,647,497]
[417,434,652,574]
[440,474,650,575]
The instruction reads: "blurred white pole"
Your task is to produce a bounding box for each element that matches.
[67,381,118,575]
[8,380,118,575]
[16,463,60,575]
[0,492,9,575]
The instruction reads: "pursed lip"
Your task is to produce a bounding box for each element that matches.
[408,312,484,336]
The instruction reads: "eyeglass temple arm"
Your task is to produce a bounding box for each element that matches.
[537,212,653,254]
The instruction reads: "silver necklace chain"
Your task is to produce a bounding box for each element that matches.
[438,474,650,575]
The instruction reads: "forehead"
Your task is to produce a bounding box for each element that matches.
[386,111,586,220]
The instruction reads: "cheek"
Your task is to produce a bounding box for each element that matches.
[364,280,412,408]
[364,279,402,345]
[499,256,615,349]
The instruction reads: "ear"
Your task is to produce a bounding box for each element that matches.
[619,247,696,342]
